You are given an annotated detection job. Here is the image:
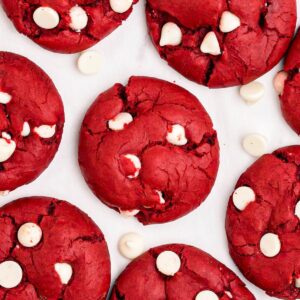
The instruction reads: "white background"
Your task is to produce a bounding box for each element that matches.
[0,2,299,299]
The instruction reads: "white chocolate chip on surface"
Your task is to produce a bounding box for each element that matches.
[108,112,133,131]
[33,7,60,30]
[219,11,241,33]
[119,209,140,217]
[156,251,181,276]
[118,232,144,259]
[273,71,288,95]
[17,223,42,248]
[21,122,31,137]
[233,186,255,211]
[166,124,187,146]
[123,154,141,178]
[159,22,182,47]
[77,51,101,75]
[109,0,133,13]
[242,134,267,157]
[0,92,12,104]
[200,32,221,56]
[295,201,300,219]
[240,81,265,104]
[260,233,281,258]
[195,290,219,300]
[0,261,23,289]
[34,125,56,138]
[69,6,88,32]
[55,263,73,284]
[0,136,16,162]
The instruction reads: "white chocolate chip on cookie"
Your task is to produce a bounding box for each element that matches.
[55,263,73,284]
[17,223,42,248]
[0,261,23,289]
[273,71,288,95]
[219,11,241,33]
[34,125,56,138]
[260,233,281,258]
[200,32,221,56]
[69,6,88,32]
[166,124,187,146]
[233,186,255,211]
[109,0,133,13]
[33,7,60,30]
[0,92,12,104]
[160,22,182,47]
[0,136,16,162]
[108,112,133,131]
[156,251,181,276]
[195,290,219,300]
[21,122,31,137]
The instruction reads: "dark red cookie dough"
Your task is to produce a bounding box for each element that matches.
[79,76,219,225]
[1,0,137,54]
[146,0,297,88]
[226,145,300,299]
[110,244,255,299]
[274,29,300,134]
[0,52,64,193]
[0,196,111,300]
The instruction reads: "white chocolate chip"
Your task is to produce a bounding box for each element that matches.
[2,132,11,140]
[0,136,16,162]
[219,11,241,33]
[118,232,144,259]
[77,51,101,75]
[295,277,300,288]
[0,92,12,104]
[195,290,219,300]
[34,125,56,138]
[69,6,88,32]
[55,263,73,285]
[166,124,187,146]
[159,22,182,47]
[33,7,60,30]
[240,81,265,104]
[295,201,300,219]
[0,261,23,289]
[17,223,42,248]
[119,209,140,217]
[156,251,181,276]
[21,122,31,137]
[200,32,221,56]
[243,134,267,157]
[233,186,255,211]
[123,154,141,178]
[273,71,288,95]
[156,190,165,204]
[0,190,9,196]
[260,233,281,258]
[108,112,133,131]
[225,291,233,298]
[109,0,133,13]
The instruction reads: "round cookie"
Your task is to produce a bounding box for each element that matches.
[0,52,64,194]
[79,76,219,224]
[0,197,111,299]
[274,29,300,134]
[226,145,300,299]
[110,244,255,299]
[1,0,137,53]
[146,0,297,88]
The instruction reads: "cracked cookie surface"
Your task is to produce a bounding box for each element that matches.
[146,0,297,88]
[78,76,219,225]
[226,146,300,299]
[1,0,137,53]
[0,52,64,194]
[110,244,255,300]
[274,29,300,134]
[0,197,111,300]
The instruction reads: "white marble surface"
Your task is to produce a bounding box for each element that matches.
[0,2,299,299]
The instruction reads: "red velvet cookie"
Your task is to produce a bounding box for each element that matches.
[0,197,111,299]
[1,0,137,54]
[226,145,300,299]
[274,29,300,134]
[146,0,297,88]
[111,244,255,299]
[79,76,219,225]
[0,52,64,194]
